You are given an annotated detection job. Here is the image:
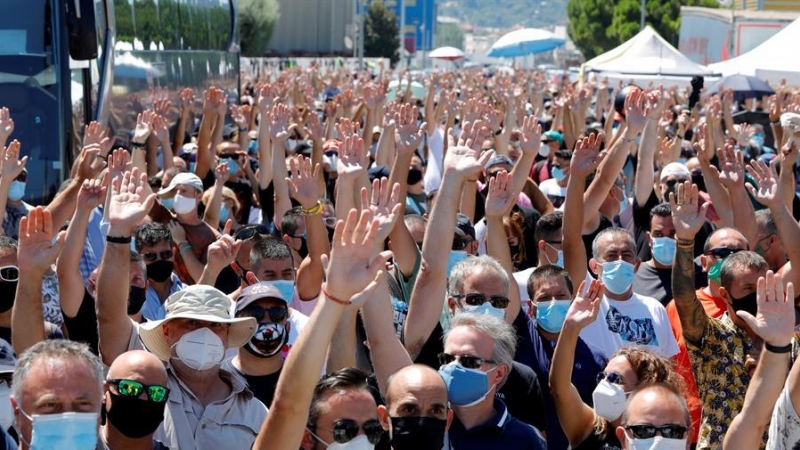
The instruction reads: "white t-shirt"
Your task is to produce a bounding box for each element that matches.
[767,385,800,449]
[579,292,679,359]
[422,127,445,193]
[539,178,567,209]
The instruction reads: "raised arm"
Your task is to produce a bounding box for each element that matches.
[197,220,242,286]
[404,122,493,359]
[172,88,193,154]
[717,145,759,245]
[253,208,388,450]
[724,270,794,450]
[194,88,221,179]
[693,126,733,227]
[0,108,13,149]
[550,279,605,447]
[484,170,521,322]
[634,89,665,207]
[670,181,712,344]
[509,116,541,202]
[334,122,366,222]
[11,207,66,355]
[202,164,230,227]
[0,140,27,235]
[269,104,293,226]
[256,85,275,189]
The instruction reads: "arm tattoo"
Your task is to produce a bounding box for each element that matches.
[672,243,708,344]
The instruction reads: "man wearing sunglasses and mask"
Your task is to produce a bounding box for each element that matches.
[135,223,186,321]
[616,383,692,450]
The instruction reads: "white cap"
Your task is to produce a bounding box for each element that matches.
[157,172,203,198]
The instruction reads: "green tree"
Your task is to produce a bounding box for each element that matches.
[434,23,464,50]
[239,0,280,56]
[567,0,719,60]
[364,1,400,66]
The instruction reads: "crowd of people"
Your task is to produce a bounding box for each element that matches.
[0,65,799,449]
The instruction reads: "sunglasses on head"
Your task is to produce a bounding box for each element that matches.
[107,379,170,403]
[597,371,624,385]
[323,419,384,445]
[0,266,19,282]
[625,424,688,440]
[142,250,173,263]
[438,352,495,369]
[239,304,288,323]
[452,292,510,309]
[234,224,271,240]
[705,247,742,259]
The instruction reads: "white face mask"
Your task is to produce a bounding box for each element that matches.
[328,434,375,450]
[0,381,12,430]
[173,194,197,215]
[628,435,687,450]
[592,379,627,421]
[173,327,225,371]
[539,143,551,157]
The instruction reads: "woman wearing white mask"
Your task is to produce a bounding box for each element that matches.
[550,278,687,450]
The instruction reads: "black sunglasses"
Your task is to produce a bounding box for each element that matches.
[597,371,624,385]
[625,424,688,440]
[219,153,238,160]
[452,292,510,309]
[324,419,384,445]
[239,304,288,323]
[438,352,496,370]
[107,379,170,403]
[705,247,743,259]
[235,224,271,240]
[0,266,19,282]
[142,250,174,263]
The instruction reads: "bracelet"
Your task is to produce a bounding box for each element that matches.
[322,283,351,306]
[766,342,793,354]
[179,245,193,254]
[106,235,132,244]
[676,238,695,247]
[239,127,247,132]
[176,240,189,248]
[302,200,323,215]
[131,141,146,148]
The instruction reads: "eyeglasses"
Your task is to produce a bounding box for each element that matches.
[705,247,743,259]
[597,371,624,385]
[452,292,510,309]
[107,379,170,403]
[0,266,19,282]
[321,419,384,445]
[438,352,496,369]
[624,424,688,440]
[234,224,271,240]
[239,304,288,323]
[142,250,174,263]
[452,238,474,251]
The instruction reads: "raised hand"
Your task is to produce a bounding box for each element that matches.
[17,207,66,276]
[230,105,248,130]
[669,181,710,240]
[735,123,753,147]
[107,148,132,182]
[569,132,605,179]
[152,114,170,144]
[179,88,195,114]
[445,121,494,179]
[335,118,360,141]
[485,170,515,219]
[168,220,188,246]
[337,135,366,180]
[746,159,780,208]
[108,168,157,235]
[257,84,277,112]
[717,144,745,189]
[306,111,323,142]
[214,161,231,185]
[518,115,543,154]
[205,220,242,274]
[359,177,401,246]
[563,279,604,331]
[736,270,794,348]
[203,87,222,116]
[0,140,27,182]
[77,174,108,213]
[153,90,171,118]
[395,103,425,154]
[624,88,647,134]
[133,110,155,144]
[268,104,291,142]
[0,107,14,146]
[74,143,106,182]
[286,155,321,209]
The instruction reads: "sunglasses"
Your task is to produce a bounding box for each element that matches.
[107,379,170,403]
[0,266,19,282]
[324,419,384,445]
[142,250,174,263]
[234,224,271,240]
[438,352,496,370]
[239,304,288,323]
[597,371,624,385]
[452,292,510,309]
[219,153,238,160]
[323,216,337,228]
[625,424,688,440]
[452,238,474,251]
[705,247,743,259]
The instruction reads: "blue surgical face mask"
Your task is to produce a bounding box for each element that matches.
[753,132,765,147]
[7,181,25,201]
[599,260,636,295]
[248,139,258,155]
[463,301,506,320]
[219,205,230,223]
[651,237,676,266]
[446,250,469,278]
[225,158,240,175]
[160,197,174,211]
[260,280,295,306]
[535,299,571,333]
[189,162,197,173]
[545,243,564,268]
[19,408,98,450]
[438,363,493,407]
[552,167,566,181]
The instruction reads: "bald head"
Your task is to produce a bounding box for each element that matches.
[617,384,691,448]
[107,350,167,386]
[385,365,447,415]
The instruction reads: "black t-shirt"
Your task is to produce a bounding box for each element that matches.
[571,427,622,450]
[496,361,547,432]
[225,178,254,224]
[62,289,100,355]
[632,191,710,260]
[257,183,275,227]
[582,215,613,260]
[235,367,281,408]
[632,261,708,306]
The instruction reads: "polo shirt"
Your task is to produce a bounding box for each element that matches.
[142,273,186,321]
[447,399,546,450]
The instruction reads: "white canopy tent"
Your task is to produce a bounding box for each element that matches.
[708,17,800,85]
[583,26,717,88]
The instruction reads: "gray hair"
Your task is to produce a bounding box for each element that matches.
[719,251,768,292]
[448,255,509,296]
[12,340,104,402]
[755,209,777,237]
[445,312,517,389]
[592,227,635,260]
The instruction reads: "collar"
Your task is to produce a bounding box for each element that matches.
[452,399,511,434]
[164,362,254,404]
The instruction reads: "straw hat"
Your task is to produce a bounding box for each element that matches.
[139,285,257,361]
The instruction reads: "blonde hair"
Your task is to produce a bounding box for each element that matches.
[202,186,240,217]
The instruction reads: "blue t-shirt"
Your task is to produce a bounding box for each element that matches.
[512,309,608,450]
[447,399,546,450]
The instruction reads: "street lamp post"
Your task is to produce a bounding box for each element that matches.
[640,0,646,29]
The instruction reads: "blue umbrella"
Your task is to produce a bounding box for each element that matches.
[707,74,774,102]
[488,28,565,58]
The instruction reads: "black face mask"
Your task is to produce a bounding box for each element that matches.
[0,281,16,313]
[326,226,336,244]
[146,260,174,283]
[731,291,759,318]
[104,392,166,439]
[244,322,289,358]
[407,168,423,186]
[295,237,309,259]
[128,286,147,315]
[390,416,447,450]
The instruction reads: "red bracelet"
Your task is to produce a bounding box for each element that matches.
[322,284,351,306]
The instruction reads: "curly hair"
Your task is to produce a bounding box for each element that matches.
[504,212,526,270]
